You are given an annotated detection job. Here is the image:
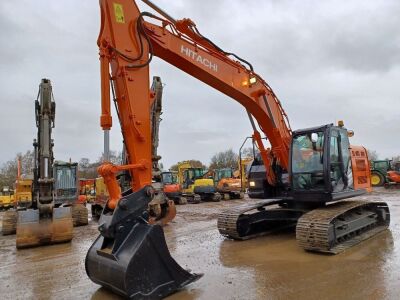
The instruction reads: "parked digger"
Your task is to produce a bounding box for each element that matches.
[161,171,187,204]
[208,168,244,200]
[177,161,221,203]
[2,79,88,245]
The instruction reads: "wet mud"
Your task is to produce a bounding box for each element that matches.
[1,188,399,300]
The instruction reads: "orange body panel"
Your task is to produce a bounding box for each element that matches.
[163,184,181,194]
[216,178,242,193]
[350,146,372,192]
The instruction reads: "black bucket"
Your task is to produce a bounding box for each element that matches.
[85,186,202,299]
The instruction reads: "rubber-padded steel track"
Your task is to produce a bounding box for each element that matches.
[217,199,288,240]
[296,201,390,254]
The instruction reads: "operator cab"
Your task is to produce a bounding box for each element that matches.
[290,123,365,203]
[182,168,204,188]
[161,171,178,185]
[214,168,233,183]
[53,161,78,206]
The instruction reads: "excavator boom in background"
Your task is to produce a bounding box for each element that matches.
[16,79,74,248]
[2,79,88,243]
[85,1,390,298]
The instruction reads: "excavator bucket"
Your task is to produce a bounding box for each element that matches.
[85,186,202,299]
[16,206,73,248]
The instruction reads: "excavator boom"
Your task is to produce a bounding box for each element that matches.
[16,79,73,248]
[87,0,292,297]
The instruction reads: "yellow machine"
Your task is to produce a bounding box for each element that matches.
[0,186,16,235]
[15,176,33,209]
[238,157,253,190]
[91,177,109,219]
[0,186,15,210]
[177,161,221,203]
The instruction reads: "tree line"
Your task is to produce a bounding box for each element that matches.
[1,147,397,187]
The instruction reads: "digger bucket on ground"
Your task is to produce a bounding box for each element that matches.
[16,206,73,248]
[85,186,202,299]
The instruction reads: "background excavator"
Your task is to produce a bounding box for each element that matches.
[15,79,73,247]
[85,1,390,298]
[206,168,244,200]
[2,79,88,244]
[176,161,220,203]
[161,170,187,204]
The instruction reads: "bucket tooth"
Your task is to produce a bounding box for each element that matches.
[16,206,73,248]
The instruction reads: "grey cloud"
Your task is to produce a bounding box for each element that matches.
[0,0,399,169]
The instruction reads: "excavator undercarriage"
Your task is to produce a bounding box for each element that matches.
[218,199,390,254]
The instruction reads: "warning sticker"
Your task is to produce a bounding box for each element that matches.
[113,3,125,23]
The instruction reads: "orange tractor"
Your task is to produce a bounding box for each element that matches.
[385,161,400,189]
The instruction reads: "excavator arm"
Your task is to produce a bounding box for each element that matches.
[97,0,292,201]
[86,0,292,298]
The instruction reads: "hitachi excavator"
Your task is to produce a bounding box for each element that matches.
[85,1,391,298]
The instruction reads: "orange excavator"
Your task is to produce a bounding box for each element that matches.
[85,1,390,298]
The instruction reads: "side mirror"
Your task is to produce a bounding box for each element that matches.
[311,133,318,143]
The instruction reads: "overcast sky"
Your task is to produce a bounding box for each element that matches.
[0,0,399,169]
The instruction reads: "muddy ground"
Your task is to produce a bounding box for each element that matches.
[1,188,399,300]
